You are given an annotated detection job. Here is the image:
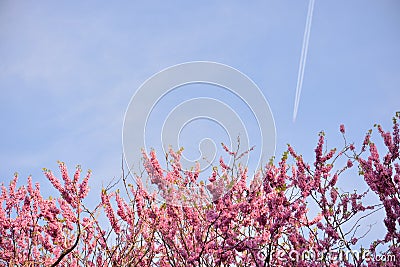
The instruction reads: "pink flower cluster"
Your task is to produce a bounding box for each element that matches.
[358,116,400,261]
[0,162,93,266]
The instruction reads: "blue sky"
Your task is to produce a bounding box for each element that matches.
[0,0,399,248]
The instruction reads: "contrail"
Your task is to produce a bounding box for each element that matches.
[293,0,315,122]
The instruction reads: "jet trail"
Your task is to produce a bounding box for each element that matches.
[293,0,315,122]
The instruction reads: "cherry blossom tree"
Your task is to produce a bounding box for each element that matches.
[0,114,399,266]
